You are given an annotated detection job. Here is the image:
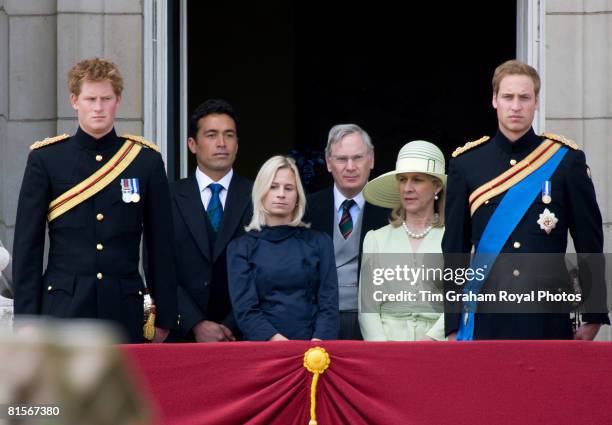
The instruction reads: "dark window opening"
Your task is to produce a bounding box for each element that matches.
[176,1,516,191]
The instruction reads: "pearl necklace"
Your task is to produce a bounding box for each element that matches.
[402,221,433,239]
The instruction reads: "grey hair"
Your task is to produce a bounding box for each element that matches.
[325,124,374,158]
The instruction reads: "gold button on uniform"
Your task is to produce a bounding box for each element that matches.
[513,241,521,249]
[96,155,103,162]
[513,269,520,277]
[96,213,104,221]
[96,243,104,251]
[97,272,103,280]
[510,159,517,166]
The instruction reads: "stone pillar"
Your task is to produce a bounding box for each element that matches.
[0,0,8,257]
[546,0,612,339]
[56,0,143,136]
[1,0,58,280]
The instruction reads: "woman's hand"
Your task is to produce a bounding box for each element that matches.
[418,336,436,341]
[574,323,601,340]
[269,333,289,341]
[152,327,170,343]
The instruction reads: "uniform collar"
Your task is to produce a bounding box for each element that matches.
[494,127,541,155]
[74,126,120,151]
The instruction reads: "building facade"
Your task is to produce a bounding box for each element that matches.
[0,0,610,337]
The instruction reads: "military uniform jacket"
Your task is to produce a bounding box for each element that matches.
[442,128,609,339]
[12,127,177,342]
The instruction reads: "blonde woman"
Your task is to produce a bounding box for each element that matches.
[227,156,339,341]
[359,141,446,341]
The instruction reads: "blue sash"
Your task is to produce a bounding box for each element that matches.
[456,146,568,340]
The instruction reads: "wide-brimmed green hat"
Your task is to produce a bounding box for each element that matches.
[363,140,446,208]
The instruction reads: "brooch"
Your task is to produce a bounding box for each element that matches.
[537,208,558,234]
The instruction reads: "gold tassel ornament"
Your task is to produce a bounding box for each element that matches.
[143,293,156,341]
[303,347,331,425]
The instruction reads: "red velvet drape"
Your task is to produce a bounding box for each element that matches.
[121,341,612,425]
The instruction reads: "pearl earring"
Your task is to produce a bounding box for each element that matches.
[434,193,439,201]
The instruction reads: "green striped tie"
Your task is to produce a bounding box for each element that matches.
[339,199,355,239]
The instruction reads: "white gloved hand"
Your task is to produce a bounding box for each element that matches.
[0,246,10,272]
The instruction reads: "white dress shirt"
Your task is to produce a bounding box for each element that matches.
[195,167,234,210]
[333,184,365,226]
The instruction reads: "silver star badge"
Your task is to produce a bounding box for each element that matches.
[537,208,558,234]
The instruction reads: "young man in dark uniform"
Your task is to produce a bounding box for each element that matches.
[12,58,176,343]
[443,60,609,340]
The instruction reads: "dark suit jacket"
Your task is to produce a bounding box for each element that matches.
[170,173,252,339]
[304,188,390,267]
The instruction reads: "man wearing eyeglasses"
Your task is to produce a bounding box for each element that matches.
[305,124,389,340]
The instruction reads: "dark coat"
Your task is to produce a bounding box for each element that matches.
[227,226,339,340]
[305,187,390,340]
[170,173,252,339]
[12,127,177,343]
[443,128,609,339]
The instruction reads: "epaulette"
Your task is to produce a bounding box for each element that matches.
[29,134,70,150]
[541,132,580,150]
[121,134,161,153]
[451,136,490,158]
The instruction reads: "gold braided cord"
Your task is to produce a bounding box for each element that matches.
[47,141,142,222]
[452,135,490,158]
[541,132,579,150]
[469,140,561,216]
[303,347,331,425]
[468,139,554,205]
[121,134,161,153]
[30,134,70,150]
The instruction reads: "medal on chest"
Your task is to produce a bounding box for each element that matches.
[541,180,552,204]
[120,178,141,203]
[537,208,558,234]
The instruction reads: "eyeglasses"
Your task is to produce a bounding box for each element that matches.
[330,154,369,165]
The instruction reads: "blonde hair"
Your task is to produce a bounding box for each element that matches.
[245,156,310,232]
[492,59,540,97]
[389,175,445,228]
[67,57,124,97]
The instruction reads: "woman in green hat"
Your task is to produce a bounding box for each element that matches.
[358,140,446,341]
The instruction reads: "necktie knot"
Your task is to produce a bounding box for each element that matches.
[209,183,223,195]
[342,199,356,212]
